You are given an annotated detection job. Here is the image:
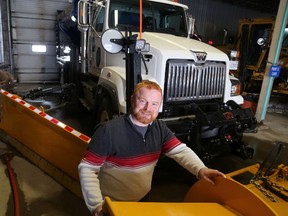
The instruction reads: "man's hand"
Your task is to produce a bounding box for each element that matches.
[198,167,226,185]
[92,205,106,216]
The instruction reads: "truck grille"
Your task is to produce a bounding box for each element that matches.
[165,60,226,102]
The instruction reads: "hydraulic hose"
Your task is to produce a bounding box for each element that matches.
[1,153,20,216]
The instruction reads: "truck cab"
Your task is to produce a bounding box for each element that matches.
[80,0,242,112]
[58,0,257,159]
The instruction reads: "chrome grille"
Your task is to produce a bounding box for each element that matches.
[165,60,226,102]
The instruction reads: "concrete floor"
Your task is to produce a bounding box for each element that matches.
[1,85,288,215]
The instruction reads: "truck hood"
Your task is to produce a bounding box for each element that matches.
[141,32,229,62]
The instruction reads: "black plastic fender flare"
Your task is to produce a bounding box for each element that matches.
[95,82,119,115]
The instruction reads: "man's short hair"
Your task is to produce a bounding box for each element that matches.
[133,80,162,96]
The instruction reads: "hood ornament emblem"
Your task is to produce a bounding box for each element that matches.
[191,51,207,63]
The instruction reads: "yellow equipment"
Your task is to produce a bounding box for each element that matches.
[0,89,90,197]
[216,17,288,95]
[234,17,288,94]
[103,176,286,216]
[227,164,288,206]
[102,162,288,216]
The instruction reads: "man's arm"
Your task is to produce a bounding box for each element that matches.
[78,160,103,213]
[165,143,206,177]
[165,143,225,183]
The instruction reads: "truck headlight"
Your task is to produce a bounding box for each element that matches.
[230,79,241,96]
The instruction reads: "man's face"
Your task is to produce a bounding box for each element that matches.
[131,87,162,126]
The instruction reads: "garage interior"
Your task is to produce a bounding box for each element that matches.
[0,0,288,215]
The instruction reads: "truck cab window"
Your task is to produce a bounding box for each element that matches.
[93,4,105,32]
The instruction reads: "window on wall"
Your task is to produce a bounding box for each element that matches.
[32,45,47,53]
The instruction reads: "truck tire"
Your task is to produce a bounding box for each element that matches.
[96,97,113,123]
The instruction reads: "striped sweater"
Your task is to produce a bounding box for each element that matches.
[78,114,206,213]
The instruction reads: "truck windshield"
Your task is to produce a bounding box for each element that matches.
[109,0,187,37]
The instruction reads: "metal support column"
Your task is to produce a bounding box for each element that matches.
[256,0,288,122]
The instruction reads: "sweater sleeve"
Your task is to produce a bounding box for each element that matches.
[78,160,103,213]
[164,143,207,178]
[78,123,113,212]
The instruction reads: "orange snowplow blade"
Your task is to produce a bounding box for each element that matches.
[103,177,279,216]
[0,89,90,197]
[104,197,236,216]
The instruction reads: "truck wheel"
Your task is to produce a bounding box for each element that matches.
[96,97,113,123]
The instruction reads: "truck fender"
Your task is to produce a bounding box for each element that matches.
[96,82,119,115]
[97,68,162,115]
[98,66,126,113]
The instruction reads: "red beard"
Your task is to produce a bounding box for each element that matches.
[134,109,155,125]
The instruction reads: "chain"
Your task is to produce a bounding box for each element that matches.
[265,178,288,193]
[248,142,288,202]
[250,178,279,202]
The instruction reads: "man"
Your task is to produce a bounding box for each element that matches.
[78,80,225,216]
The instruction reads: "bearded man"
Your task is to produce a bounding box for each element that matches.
[78,80,225,216]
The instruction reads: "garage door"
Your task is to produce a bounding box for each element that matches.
[10,0,71,83]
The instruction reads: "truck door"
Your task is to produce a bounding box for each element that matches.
[87,3,105,77]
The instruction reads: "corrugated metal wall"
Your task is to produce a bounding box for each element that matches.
[9,0,71,83]
[180,0,275,44]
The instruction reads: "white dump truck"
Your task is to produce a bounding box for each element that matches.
[56,0,257,159]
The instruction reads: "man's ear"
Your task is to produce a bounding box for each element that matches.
[130,95,134,105]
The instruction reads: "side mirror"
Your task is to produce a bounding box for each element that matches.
[101,29,124,53]
[78,0,89,27]
[187,15,195,36]
[101,28,150,54]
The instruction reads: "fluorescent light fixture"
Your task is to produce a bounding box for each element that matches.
[32,45,47,53]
